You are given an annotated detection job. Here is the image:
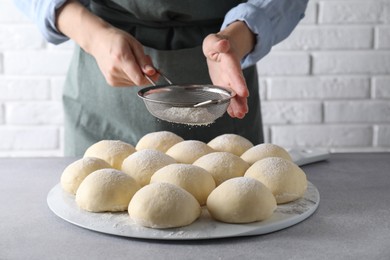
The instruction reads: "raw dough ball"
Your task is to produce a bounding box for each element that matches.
[244,157,307,204]
[121,149,176,187]
[84,140,136,170]
[166,140,214,164]
[193,152,250,186]
[151,163,215,205]
[240,143,292,165]
[76,168,140,212]
[207,177,276,223]
[136,131,184,152]
[208,134,254,156]
[61,157,112,194]
[128,182,201,229]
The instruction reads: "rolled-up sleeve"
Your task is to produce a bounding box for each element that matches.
[13,0,90,44]
[222,0,308,68]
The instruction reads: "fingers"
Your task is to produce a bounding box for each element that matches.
[203,34,230,61]
[227,96,248,119]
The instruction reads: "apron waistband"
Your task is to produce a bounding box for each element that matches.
[90,1,224,29]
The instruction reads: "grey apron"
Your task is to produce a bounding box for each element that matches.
[63,0,263,156]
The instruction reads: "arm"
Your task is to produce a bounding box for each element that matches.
[203,0,308,118]
[14,0,156,86]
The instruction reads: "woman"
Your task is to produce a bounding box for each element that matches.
[15,0,308,156]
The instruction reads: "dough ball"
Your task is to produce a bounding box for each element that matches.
[193,152,249,186]
[76,168,140,212]
[128,182,201,229]
[207,177,276,224]
[240,143,292,165]
[84,140,136,170]
[136,131,184,152]
[244,157,307,204]
[151,164,215,205]
[60,157,112,194]
[166,140,214,164]
[207,134,254,156]
[121,149,176,187]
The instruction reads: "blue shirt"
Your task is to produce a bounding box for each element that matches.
[13,0,307,69]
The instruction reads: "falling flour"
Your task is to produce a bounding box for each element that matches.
[155,107,216,126]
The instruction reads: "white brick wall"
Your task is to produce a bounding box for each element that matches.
[0,0,389,157]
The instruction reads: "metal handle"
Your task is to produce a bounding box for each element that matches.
[144,70,173,86]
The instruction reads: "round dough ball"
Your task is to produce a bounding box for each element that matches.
[76,168,140,212]
[84,140,136,170]
[61,157,112,194]
[166,140,214,164]
[129,182,201,229]
[136,131,184,152]
[207,177,276,223]
[244,157,307,204]
[121,149,176,187]
[193,152,249,186]
[151,164,215,205]
[208,134,254,156]
[240,143,292,165]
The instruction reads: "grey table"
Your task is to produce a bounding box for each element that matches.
[1,153,389,260]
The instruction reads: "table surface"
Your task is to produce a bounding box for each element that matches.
[1,153,389,260]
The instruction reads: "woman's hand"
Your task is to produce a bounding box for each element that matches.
[203,21,255,119]
[56,0,156,87]
[90,26,157,86]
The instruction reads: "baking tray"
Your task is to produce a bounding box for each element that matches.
[47,181,319,240]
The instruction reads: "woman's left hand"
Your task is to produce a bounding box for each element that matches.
[203,33,249,119]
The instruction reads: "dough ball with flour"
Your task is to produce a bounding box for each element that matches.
[193,152,250,186]
[151,164,215,205]
[121,149,176,187]
[207,177,276,223]
[241,143,292,165]
[166,140,214,164]
[76,168,140,212]
[207,134,254,156]
[84,140,136,170]
[136,131,184,152]
[128,182,201,229]
[61,157,112,194]
[245,157,307,204]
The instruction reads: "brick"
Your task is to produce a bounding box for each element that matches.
[267,76,370,100]
[258,78,267,101]
[3,50,72,76]
[325,101,390,123]
[0,53,3,74]
[262,101,322,124]
[0,104,4,124]
[257,52,310,76]
[262,126,270,143]
[319,1,386,24]
[376,125,390,146]
[271,125,373,147]
[376,26,390,49]
[274,26,373,50]
[5,101,63,125]
[300,1,317,25]
[0,0,29,22]
[312,51,390,74]
[0,25,44,50]
[373,76,390,98]
[50,77,66,101]
[0,77,50,100]
[0,126,59,150]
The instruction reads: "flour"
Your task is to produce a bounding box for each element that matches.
[154,107,216,125]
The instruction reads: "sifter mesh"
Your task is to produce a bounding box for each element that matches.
[138,84,234,125]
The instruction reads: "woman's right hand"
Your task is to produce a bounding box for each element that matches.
[56,0,156,87]
[89,26,157,86]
